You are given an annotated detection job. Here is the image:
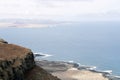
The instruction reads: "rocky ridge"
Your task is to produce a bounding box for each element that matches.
[0,40,60,80]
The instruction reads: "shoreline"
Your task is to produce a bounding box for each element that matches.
[35,60,120,80]
[34,53,120,80]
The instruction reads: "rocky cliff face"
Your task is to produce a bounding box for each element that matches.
[0,41,60,80]
[0,42,35,80]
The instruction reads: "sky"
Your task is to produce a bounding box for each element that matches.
[0,0,120,21]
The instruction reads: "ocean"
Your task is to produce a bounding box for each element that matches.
[0,21,120,76]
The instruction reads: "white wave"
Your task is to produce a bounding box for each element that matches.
[113,75,120,78]
[93,70,113,75]
[88,66,97,70]
[68,60,74,63]
[77,63,81,66]
[79,65,97,70]
[34,52,53,58]
[66,61,114,76]
[102,70,112,74]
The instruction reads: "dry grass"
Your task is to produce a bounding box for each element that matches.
[0,43,31,60]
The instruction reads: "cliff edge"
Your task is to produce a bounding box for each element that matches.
[0,40,60,80]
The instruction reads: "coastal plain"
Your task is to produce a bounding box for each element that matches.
[36,60,109,80]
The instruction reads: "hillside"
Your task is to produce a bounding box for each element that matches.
[0,39,60,80]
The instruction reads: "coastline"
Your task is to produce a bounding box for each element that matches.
[36,60,120,80]
[36,60,116,80]
[52,68,108,80]
[34,53,120,80]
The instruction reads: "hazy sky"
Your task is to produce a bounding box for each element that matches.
[0,0,120,21]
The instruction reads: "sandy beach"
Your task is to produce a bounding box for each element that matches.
[52,68,108,80]
[36,60,109,80]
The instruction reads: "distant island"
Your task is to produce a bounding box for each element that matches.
[0,22,49,28]
[0,19,68,28]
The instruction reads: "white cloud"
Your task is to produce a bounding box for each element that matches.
[0,0,120,21]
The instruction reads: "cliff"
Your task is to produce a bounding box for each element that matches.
[0,40,60,80]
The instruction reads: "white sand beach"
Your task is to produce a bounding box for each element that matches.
[52,68,109,80]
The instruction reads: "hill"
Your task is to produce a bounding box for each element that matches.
[0,40,60,80]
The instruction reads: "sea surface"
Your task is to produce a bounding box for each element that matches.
[0,21,120,76]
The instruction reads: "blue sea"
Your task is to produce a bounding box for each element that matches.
[0,21,120,76]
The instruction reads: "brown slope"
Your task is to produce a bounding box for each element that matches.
[0,41,60,80]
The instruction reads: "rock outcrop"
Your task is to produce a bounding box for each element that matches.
[0,41,60,80]
[0,42,35,80]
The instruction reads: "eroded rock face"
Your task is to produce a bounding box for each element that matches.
[0,43,35,80]
[0,40,61,80]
